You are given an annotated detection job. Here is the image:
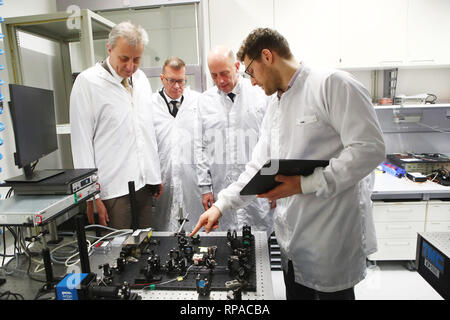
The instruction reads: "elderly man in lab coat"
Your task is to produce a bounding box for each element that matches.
[191,28,386,300]
[196,46,274,234]
[70,22,162,230]
[152,57,203,231]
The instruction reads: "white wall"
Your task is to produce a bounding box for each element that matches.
[203,0,450,156]
[0,0,57,198]
[203,0,450,102]
[0,0,56,18]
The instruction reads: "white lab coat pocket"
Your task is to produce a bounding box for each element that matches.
[296,114,318,126]
[291,113,335,158]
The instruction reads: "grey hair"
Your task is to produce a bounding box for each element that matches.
[108,21,149,49]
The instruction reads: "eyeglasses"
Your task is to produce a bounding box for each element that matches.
[244,58,255,78]
[164,77,186,86]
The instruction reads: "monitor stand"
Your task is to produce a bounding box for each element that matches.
[6,166,65,183]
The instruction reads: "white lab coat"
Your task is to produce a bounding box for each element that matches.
[152,87,204,231]
[196,76,274,233]
[214,63,386,292]
[70,63,162,200]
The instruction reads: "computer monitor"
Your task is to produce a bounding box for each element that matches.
[7,84,64,182]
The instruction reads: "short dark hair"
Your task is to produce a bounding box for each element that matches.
[162,56,186,73]
[237,28,293,62]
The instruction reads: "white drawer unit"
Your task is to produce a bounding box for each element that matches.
[369,201,427,261]
[374,221,424,239]
[373,202,427,222]
[425,222,450,232]
[425,201,450,232]
[369,238,417,261]
[426,201,450,221]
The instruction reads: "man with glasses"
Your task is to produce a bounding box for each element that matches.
[152,57,203,231]
[195,45,274,234]
[191,29,385,300]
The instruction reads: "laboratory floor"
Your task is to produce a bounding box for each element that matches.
[270,261,444,300]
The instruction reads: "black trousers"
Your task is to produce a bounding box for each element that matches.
[283,260,355,300]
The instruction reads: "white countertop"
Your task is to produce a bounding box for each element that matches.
[373,170,450,199]
[373,103,450,110]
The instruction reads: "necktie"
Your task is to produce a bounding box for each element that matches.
[170,100,179,117]
[122,77,131,94]
[227,92,235,103]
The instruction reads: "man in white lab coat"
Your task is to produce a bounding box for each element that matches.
[195,46,274,234]
[70,22,162,230]
[191,29,386,300]
[152,57,203,231]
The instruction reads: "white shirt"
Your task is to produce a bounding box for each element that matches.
[161,89,182,114]
[214,63,386,292]
[70,60,162,200]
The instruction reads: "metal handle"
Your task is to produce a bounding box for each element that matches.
[410,59,435,63]
[385,241,410,246]
[386,208,413,213]
[380,60,403,64]
[386,225,412,230]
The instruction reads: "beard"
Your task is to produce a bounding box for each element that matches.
[260,66,281,96]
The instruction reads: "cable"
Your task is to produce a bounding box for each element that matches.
[85,224,120,233]
[5,187,13,199]
[1,227,6,266]
[2,225,133,282]
[427,171,440,183]
[0,290,25,300]
[416,121,450,134]
[138,264,196,290]
[21,226,132,273]
[425,93,437,104]
[64,229,133,267]
[30,160,39,172]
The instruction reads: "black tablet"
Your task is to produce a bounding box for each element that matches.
[240,159,329,195]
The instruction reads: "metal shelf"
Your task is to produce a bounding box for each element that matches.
[3,9,115,85]
[374,104,450,134]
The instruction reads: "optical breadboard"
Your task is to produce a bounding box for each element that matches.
[416,232,450,300]
[90,231,274,300]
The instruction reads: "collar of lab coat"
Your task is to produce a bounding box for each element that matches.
[105,56,125,83]
[277,61,304,100]
[98,57,135,86]
[216,74,243,97]
[162,88,183,103]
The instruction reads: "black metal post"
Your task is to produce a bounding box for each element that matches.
[41,247,54,285]
[128,181,138,231]
[75,214,91,273]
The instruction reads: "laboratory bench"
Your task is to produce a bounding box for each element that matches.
[369,171,450,264]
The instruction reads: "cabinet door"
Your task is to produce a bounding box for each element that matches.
[374,221,424,238]
[425,222,450,232]
[373,202,427,222]
[340,0,407,68]
[369,238,417,260]
[274,0,340,68]
[427,202,450,221]
[406,0,450,65]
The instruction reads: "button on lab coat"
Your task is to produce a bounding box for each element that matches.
[70,63,162,200]
[196,76,274,233]
[152,87,204,231]
[214,63,386,292]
